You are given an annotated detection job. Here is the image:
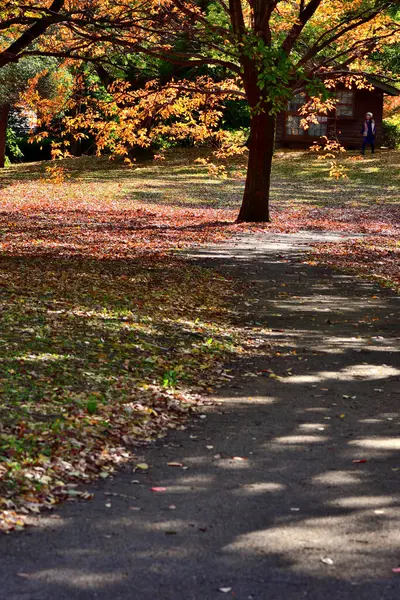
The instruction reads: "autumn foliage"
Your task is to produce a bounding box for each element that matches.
[1,1,399,220]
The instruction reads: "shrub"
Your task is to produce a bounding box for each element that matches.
[382,118,400,149]
[5,127,24,162]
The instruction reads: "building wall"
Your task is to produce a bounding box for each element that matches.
[275,88,384,149]
[275,113,285,147]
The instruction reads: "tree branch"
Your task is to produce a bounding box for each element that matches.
[282,0,323,53]
[0,0,66,68]
[296,2,394,68]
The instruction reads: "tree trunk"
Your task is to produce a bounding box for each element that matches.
[0,105,10,168]
[237,108,276,222]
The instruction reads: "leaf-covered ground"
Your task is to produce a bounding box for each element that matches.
[306,237,399,292]
[0,148,398,530]
[0,253,260,531]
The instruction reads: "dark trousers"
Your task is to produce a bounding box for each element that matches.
[362,140,375,154]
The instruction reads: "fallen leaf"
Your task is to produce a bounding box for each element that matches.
[167,462,184,468]
[151,487,167,492]
[135,463,149,471]
[352,459,367,464]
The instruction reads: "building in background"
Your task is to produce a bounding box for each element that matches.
[275,77,400,149]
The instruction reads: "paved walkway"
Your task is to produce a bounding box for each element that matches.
[1,233,399,600]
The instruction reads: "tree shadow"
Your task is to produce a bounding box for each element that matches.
[0,236,399,599]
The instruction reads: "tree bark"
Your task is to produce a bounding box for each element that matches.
[237,107,276,222]
[0,105,10,169]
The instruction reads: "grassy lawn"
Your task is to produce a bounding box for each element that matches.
[2,147,399,207]
[0,148,398,530]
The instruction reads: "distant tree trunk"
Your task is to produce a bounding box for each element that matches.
[237,106,276,223]
[0,105,10,168]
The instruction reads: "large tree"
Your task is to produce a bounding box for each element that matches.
[122,0,399,221]
[1,1,399,220]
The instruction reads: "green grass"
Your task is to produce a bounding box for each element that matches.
[1,148,399,212]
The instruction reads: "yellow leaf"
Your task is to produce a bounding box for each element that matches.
[135,463,149,471]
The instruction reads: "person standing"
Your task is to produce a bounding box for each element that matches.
[361,112,376,155]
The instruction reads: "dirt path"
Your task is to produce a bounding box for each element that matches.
[1,232,399,600]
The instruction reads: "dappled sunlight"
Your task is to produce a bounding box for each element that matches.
[335,364,400,380]
[169,475,214,486]
[273,435,328,444]
[312,471,363,486]
[287,364,400,384]
[24,569,126,587]
[222,507,399,579]
[298,423,328,431]
[213,458,252,470]
[0,352,73,363]
[328,496,397,508]
[349,438,400,450]
[233,482,287,495]
[220,395,278,406]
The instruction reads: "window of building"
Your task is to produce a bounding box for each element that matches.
[286,115,328,137]
[308,116,328,137]
[336,90,355,117]
[286,115,305,137]
[287,93,306,112]
[285,91,330,137]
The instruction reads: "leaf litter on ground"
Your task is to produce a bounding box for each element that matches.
[0,148,398,531]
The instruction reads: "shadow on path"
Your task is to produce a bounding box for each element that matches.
[0,233,399,600]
